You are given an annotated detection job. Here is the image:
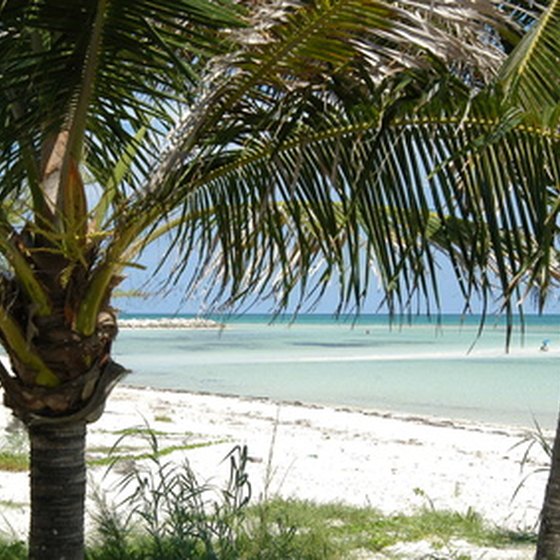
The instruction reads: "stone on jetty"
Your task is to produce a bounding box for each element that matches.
[118,317,224,329]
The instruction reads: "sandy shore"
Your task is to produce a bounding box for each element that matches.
[0,385,551,556]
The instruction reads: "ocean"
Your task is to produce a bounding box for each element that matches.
[114,314,560,429]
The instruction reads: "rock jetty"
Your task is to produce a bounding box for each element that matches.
[118,317,224,329]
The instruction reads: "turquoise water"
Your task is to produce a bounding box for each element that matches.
[114,314,560,429]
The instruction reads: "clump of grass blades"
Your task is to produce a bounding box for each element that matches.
[0,418,29,473]
[243,499,528,556]
[72,428,531,559]
[88,427,252,560]
[0,539,26,560]
[0,451,28,473]
[88,428,338,560]
[510,418,552,503]
[240,501,340,560]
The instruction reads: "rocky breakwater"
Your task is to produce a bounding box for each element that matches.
[118,317,224,329]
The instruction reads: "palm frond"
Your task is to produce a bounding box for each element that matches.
[0,231,52,316]
[0,0,242,224]
[499,0,560,110]
[0,305,59,387]
[144,70,560,323]
[148,0,513,197]
[2,0,553,336]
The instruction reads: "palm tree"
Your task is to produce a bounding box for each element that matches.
[357,3,560,553]
[493,4,560,558]
[403,3,560,556]
[378,1,560,555]
[0,0,557,558]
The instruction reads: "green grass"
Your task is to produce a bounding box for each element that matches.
[0,500,536,560]
[110,426,192,437]
[0,428,224,471]
[0,500,26,510]
[0,442,221,471]
[0,540,26,560]
[0,430,537,559]
[87,440,222,467]
[0,422,29,473]
[154,414,173,423]
[242,499,536,557]
[0,451,28,472]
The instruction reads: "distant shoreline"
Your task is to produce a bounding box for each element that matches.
[118,317,225,330]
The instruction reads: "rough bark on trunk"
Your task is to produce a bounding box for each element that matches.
[536,411,560,560]
[29,421,87,560]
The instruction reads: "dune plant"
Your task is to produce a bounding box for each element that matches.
[0,418,29,472]
[90,435,252,560]
[89,456,535,560]
[1,1,560,559]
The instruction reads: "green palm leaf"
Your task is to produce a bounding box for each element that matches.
[2,3,559,556]
[0,0,552,383]
[499,0,560,110]
[147,69,559,326]
[71,0,520,332]
[0,0,241,225]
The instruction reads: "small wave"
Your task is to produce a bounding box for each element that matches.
[288,347,558,363]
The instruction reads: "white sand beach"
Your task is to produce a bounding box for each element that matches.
[0,385,551,557]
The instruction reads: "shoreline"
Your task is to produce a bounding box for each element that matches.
[0,385,550,546]
[120,382,541,438]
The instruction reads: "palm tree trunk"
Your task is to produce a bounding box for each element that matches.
[28,421,87,560]
[536,411,560,560]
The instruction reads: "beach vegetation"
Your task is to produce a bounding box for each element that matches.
[0,490,536,560]
[0,430,222,472]
[0,500,27,511]
[88,440,221,468]
[82,438,534,559]
[1,0,559,558]
[0,451,28,473]
[0,421,29,472]
[111,426,190,438]
[154,415,173,423]
[87,424,227,468]
[83,436,535,559]
[0,540,26,560]
[248,499,536,555]
[0,500,536,560]
[511,420,553,503]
